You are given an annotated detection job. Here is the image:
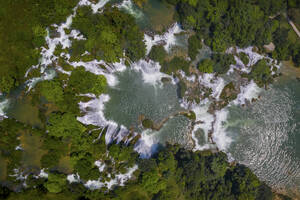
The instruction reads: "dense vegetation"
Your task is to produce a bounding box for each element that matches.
[71,5,146,63]
[148,45,167,65]
[164,0,300,68]
[0,0,79,94]
[0,130,275,200]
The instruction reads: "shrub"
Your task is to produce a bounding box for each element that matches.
[161,57,190,75]
[198,59,214,73]
[148,45,167,65]
[188,35,202,60]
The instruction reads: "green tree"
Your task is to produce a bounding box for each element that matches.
[74,158,93,180]
[161,57,190,75]
[141,170,166,194]
[198,59,214,73]
[38,79,64,104]
[248,59,272,87]
[68,67,107,95]
[41,149,61,168]
[71,6,145,63]
[44,173,67,193]
[148,45,167,65]
[47,112,86,138]
[188,35,202,60]
[0,76,16,94]
[212,54,235,74]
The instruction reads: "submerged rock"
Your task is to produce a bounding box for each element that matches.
[142,118,154,129]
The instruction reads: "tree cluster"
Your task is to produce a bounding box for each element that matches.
[71,6,146,63]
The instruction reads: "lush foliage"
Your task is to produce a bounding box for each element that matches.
[188,35,202,60]
[174,0,285,51]
[198,59,214,73]
[44,173,67,193]
[247,59,273,87]
[71,6,146,63]
[239,52,249,66]
[68,67,107,95]
[161,56,190,75]
[148,45,167,65]
[166,0,300,69]
[0,0,78,93]
[47,112,86,138]
[38,79,64,104]
[211,54,236,74]
[1,143,276,200]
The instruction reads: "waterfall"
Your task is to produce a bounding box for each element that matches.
[0,98,10,119]
[144,23,183,54]
[116,0,144,19]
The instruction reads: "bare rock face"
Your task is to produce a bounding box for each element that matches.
[263,42,275,52]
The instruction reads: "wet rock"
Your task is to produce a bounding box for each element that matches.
[183,110,196,120]
[161,77,172,83]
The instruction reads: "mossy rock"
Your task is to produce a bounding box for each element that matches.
[239,52,249,66]
[161,77,172,83]
[125,59,131,67]
[142,119,153,129]
[177,80,187,99]
[184,111,196,120]
[220,82,238,102]
[64,28,71,35]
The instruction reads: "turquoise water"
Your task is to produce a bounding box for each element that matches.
[103,68,191,146]
[226,72,300,195]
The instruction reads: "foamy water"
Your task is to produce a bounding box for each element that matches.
[132,59,173,86]
[144,23,183,54]
[26,69,56,91]
[84,165,138,190]
[227,46,281,75]
[25,0,108,89]
[116,0,144,19]
[233,80,261,105]
[0,98,9,118]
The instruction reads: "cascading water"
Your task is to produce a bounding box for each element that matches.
[144,23,184,54]
[0,98,9,119]
[116,0,144,20]
[78,60,193,157]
